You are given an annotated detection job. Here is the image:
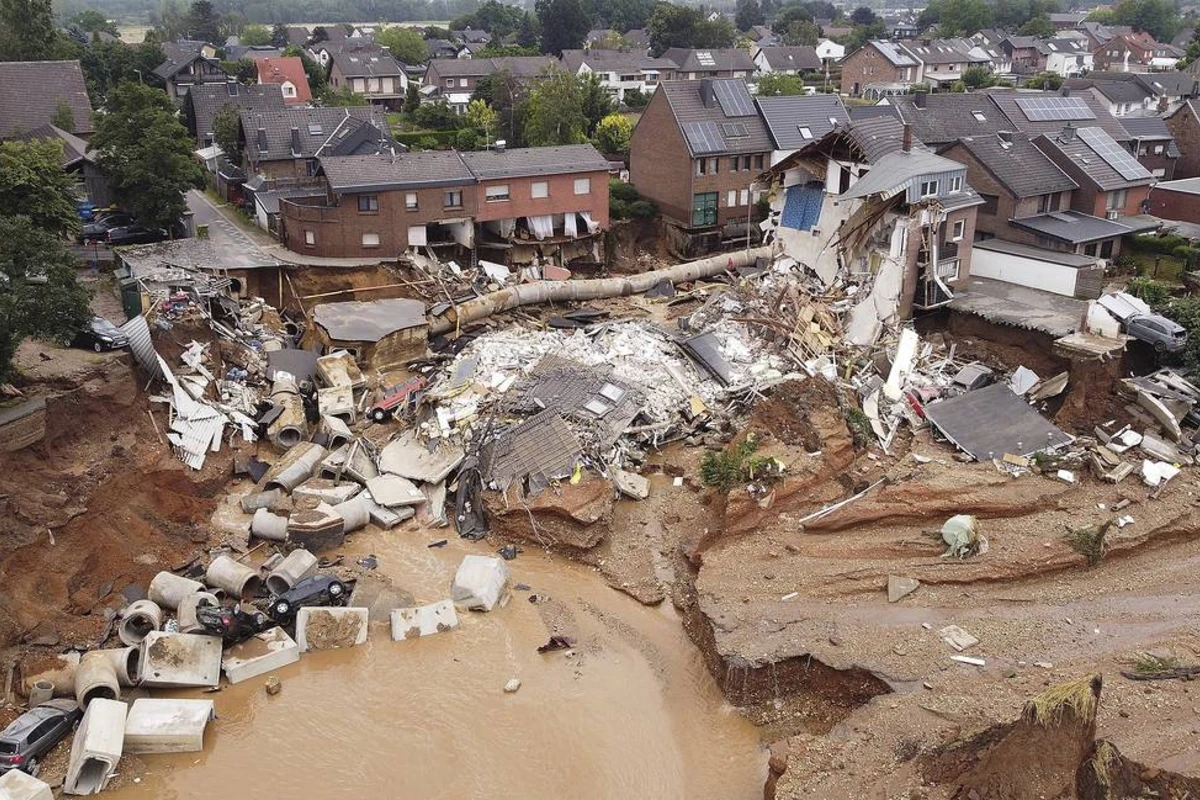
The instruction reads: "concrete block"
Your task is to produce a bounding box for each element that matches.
[294,607,369,652]
[378,431,464,484]
[287,501,345,553]
[365,475,425,507]
[222,628,301,684]
[293,478,362,506]
[123,699,214,754]
[64,698,126,796]
[451,555,510,612]
[390,601,459,641]
[613,469,650,500]
[359,489,415,529]
[138,632,222,688]
[0,769,53,800]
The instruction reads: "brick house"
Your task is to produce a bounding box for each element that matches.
[1001,35,1042,75]
[1146,177,1200,223]
[1121,116,1179,178]
[840,40,919,97]
[423,57,557,112]
[629,78,773,257]
[255,56,312,105]
[328,43,407,107]
[560,49,677,103]
[1033,125,1155,219]
[239,106,392,179]
[1165,99,1200,177]
[1093,31,1181,72]
[279,144,611,265]
[661,49,755,80]
[184,83,285,147]
[153,40,230,101]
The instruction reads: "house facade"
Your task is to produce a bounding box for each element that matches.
[1037,38,1094,77]
[154,41,231,101]
[629,79,772,257]
[328,44,407,106]
[752,46,822,75]
[239,106,392,179]
[423,57,557,112]
[559,49,676,102]
[1094,32,1181,72]
[840,40,919,96]
[1165,99,1200,177]
[1119,116,1179,179]
[661,48,755,80]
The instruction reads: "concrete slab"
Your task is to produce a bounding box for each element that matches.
[292,477,362,505]
[222,628,301,684]
[122,699,214,754]
[138,632,222,688]
[359,489,416,529]
[390,601,459,641]
[419,481,449,527]
[294,607,369,652]
[949,277,1087,338]
[613,469,650,500]
[887,575,920,602]
[451,555,510,612]
[350,576,416,624]
[365,474,425,507]
[0,769,53,800]
[287,501,345,552]
[924,383,1074,461]
[64,697,126,795]
[378,431,464,484]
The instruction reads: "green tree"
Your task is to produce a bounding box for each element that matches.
[536,0,591,56]
[79,40,166,106]
[479,43,541,56]
[185,0,222,44]
[593,112,632,153]
[377,26,429,64]
[311,25,330,43]
[647,3,736,55]
[961,64,998,88]
[772,4,813,35]
[843,19,887,49]
[525,69,587,145]
[412,100,461,129]
[51,102,75,132]
[604,0,655,32]
[473,70,531,146]
[221,58,258,84]
[239,23,272,45]
[404,81,420,113]
[756,72,806,95]
[1017,15,1055,36]
[92,83,203,232]
[212,104,241,164]
[0,0,56,61]
[271,22,290,47]
[580,72,613,135]
[70,9,119,36]
[1111,0,1179,42]
[783,19,820,45]
[918,0,994,36]
[317,86,368,106]
[850,6,877,25]
[1023,70,1064,89]
[0,217,91,382]
[0,140,80,237]
[736,0,764,31]
[456,98,499,149]
[517,11,540,47]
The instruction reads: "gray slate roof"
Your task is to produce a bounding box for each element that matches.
[891,93,1006,146]
[187,82,285,143]
[659,79,773,156]
[559,49,676,73]
[989,90,1131,142]
[0,60,94,136]
[842,149,964,199]
[1119,115,1173,140]
[426,56,558,78]
[662,48,755,72]
[897,38,984,65]
[846,115,923,162]
[755,46,821,71]
[313,298,426,341]
[9,124,94,166]
[756,94,849,151]
[1010,210,1136,243]
[950,133,1077,198]
[241,106,390,162]
[1034,127,1153,190]
[153,40,215,80]
[1067,78,1150,105]
[867,40,918,67]
[847,104,901,122]
[331,44,405,77]
[320,151,474,192]
[460,144,610,179]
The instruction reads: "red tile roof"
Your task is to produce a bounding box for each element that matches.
[255,57,312,104]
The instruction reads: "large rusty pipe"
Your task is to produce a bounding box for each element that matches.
[428,247,772,335]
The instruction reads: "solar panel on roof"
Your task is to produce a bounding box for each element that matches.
[1014,96,1097,121]
[720,121,748,137]
[682,121,725,154]
[713,79,756,117]
[696,51,716,66]
[1077,126,1150,181]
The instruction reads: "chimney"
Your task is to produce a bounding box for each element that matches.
[256,127,268,152]
[1062,123,1077,141]
[902,122,912,152]
[699,78,716,108]
[1060,86,1071,97]
[494,139,507,152]
[998,130,1013,143]
[290,127,301,155]
[914,90,927,109]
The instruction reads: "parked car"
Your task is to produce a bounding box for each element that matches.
[105,225,167,246]
[0,699,83,775]
[79,212,134,242]
[268,575,349,623]
[194,603,277,645]
[368,375,428,423]
[1126,313,1187,352]
[71,317,128,352]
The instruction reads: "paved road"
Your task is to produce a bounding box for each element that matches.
[187,190,280,265]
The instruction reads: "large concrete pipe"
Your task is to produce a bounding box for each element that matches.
[320,415,353,451]
[332,495,370,533]
[251,508,289,542]
[20,651,79,697]
[241,488,287,514]
[118,600,163,646]
[28,680,54,706]
[206,554,263,599]
[176,591,219,634]
[105,646,141,687]
[265,549,319,595]
[263,442,327,493]
[268,375,308,451]
[75,651,121,707]
[428,246,772,335]
[148,572,206,610]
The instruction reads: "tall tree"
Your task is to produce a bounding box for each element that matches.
[92,83,203,233]
[0,140,80,237]
[1017,15,1054,36]
[850,6,877,25]
[918,0,994,37]
[80,41,167,106]
[70,9,120,37]
[0,0,56,61]
[473,70,531,146]
[211,104,242,163]
[648,3,735,55]
[239,23,272,45]
[377,26,429,64]
[756,72,805,95]
[456,98,499,149]
[535,0,591,56]
[524,70,587,145]
[772,4,813,35]
[736,0,764,31]
[186,0,223,44]
[783,18,820,44]
[0,217,91,382]
[580,72,613,135]
[271,22,290,47]
[606,0,655,32]
[516,11,540,48]
[592,112,632,154]
[1111,0,1179,42]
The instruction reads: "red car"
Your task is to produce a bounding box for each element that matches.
[368,376,428,423]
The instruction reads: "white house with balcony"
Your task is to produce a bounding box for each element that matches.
[559,49,678,102]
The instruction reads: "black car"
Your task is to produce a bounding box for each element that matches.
[80,213,134,243]
[269,575,349,623]
[195,603,277,645]
[71,317,129,353]
[0,699,83,775]
[105,225,167,246]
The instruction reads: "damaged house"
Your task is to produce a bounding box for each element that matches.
[760,118,982,340]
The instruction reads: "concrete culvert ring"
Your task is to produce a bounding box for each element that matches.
[118,646,141,686]
[118,599,163,646]
[277,427,302,448]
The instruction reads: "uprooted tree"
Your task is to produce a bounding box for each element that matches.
[0,216,91,382]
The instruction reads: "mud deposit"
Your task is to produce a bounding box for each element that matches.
[104,531,767,800]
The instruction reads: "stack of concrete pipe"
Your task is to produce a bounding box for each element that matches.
[267,375,308,451]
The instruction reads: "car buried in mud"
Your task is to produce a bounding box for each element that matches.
[268,575,350,624]
[0,699,82,776]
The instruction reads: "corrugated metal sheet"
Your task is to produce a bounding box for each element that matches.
[121,315,163,381]
[169,415,225,470]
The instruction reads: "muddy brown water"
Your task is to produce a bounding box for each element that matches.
[106,523,767,799]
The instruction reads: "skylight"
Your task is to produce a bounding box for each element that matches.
[798,125,813,139]
[972,111,986,121]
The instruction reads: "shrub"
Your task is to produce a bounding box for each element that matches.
[700,435,760,492]
[629,199,657,218]
[1126,276,1171,309]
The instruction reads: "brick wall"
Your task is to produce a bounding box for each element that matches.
[840,44,904,95]
[1166,107,1200,178]
[629,89,695,225]
[473,171,610,227]
[1147,185,1200,223]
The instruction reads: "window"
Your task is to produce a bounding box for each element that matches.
[951,219,965,241]
[574,178,591,195]
[405,192,418,211]
[729,156,740,172]
[1084,242,1098,256]
[919,179,939,197]
[1100,239,1114,259]
[1106,188,1127,210]
[1154,144,1164,154]
[531,181,549,199]
[445,78,454,87]
[754,154,764,169]
[936,258,960,280]
[283,84,296,97]
[740,188,749,206]
[692,192,718,227]
[727,189,737,207]
[486,184,511,201]
[972,111,986,121]
[304,229,315,245]
[358,195,379,213]
[362,233,380,248]
[741,155,751,171]
[798,125,813,140]
[1038,194,1052,213]
[950,176,962,193]
[444,189,463,208]
[459,78,468,87]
